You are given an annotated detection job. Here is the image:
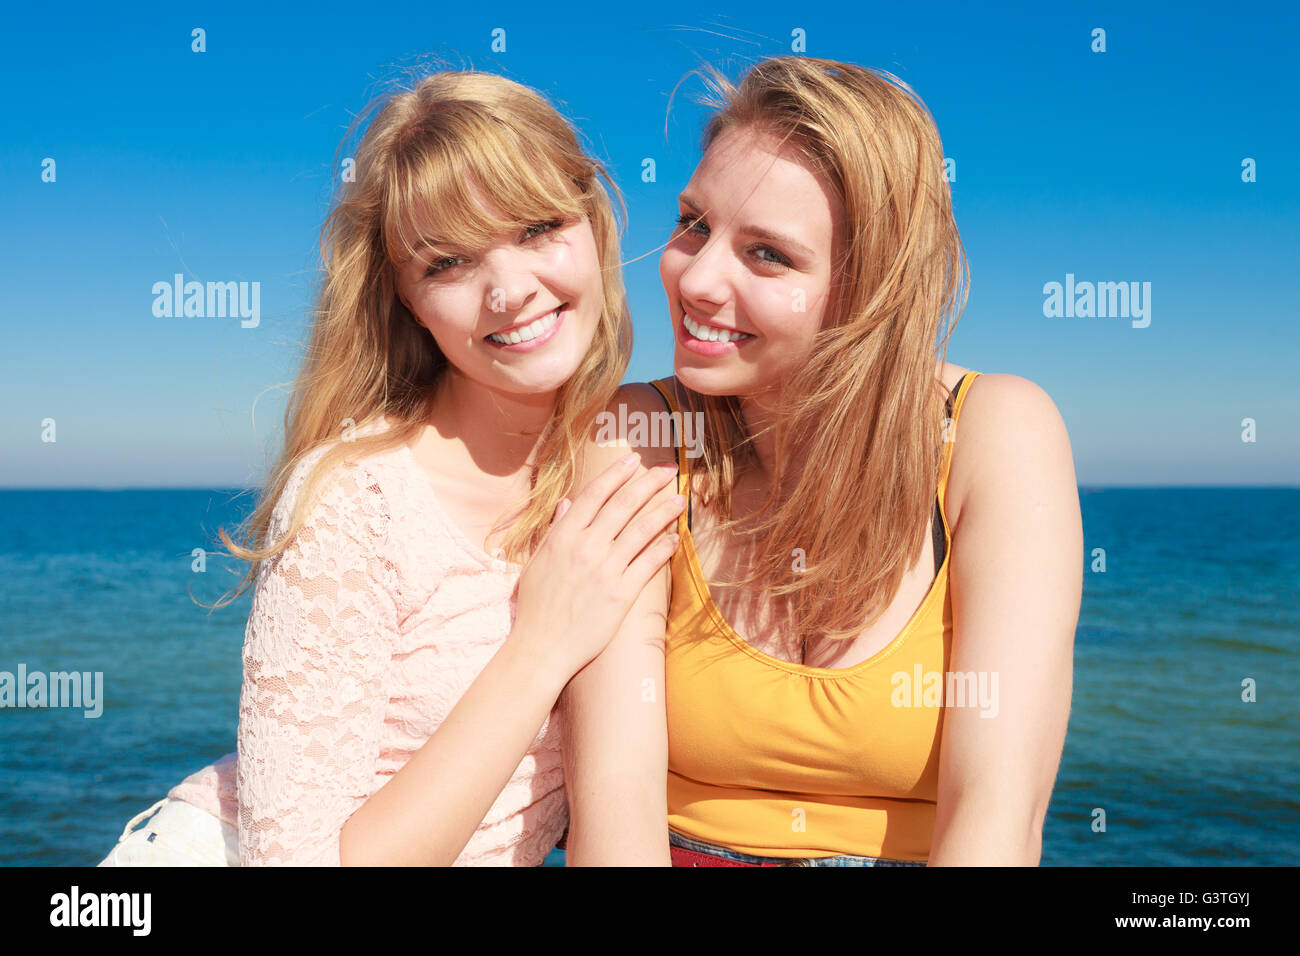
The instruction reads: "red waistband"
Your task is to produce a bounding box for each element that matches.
[670,844,794,867]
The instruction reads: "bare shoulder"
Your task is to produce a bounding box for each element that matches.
[956,372,1070,439]
[937,360,970,395]
[945,372,1076,532]
[579,381,681,485]
[633,375,699,417]
[615,379,680,417]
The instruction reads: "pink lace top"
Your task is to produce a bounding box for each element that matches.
[168,421,567,866]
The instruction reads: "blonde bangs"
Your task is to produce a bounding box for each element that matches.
[382,108,590,266]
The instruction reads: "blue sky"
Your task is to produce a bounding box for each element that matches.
[2,1,1296,488]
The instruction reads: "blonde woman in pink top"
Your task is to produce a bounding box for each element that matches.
[97,69,684,866]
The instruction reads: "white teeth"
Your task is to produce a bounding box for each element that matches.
[683,314,752,343]
[488,306,561,345]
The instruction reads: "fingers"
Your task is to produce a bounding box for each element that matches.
[560,454,642,531]
[622,527,682,592]
[607,487,686,572]
[536,496,572,550]
[583,461,680,548]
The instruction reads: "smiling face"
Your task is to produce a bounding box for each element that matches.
[660,124,844,402]
[394,191,605,398]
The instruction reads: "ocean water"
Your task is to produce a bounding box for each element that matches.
[0,487,1295,866]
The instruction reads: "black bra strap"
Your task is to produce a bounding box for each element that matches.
[648,381,691,531]
[931,498,947,577]
[931,373,967,575]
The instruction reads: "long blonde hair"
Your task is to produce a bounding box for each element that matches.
[213,69,631,607]
[675,56,969,641]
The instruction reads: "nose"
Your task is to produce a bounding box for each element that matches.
[481,248,542,317]
[672,231,732,310]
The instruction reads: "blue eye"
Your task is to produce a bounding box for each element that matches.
[674,213,792,270]
[423,220,565,277]
[425,256,463,276]
[674,212,706,235]
[754,246,792,268]
[523,219,565,240]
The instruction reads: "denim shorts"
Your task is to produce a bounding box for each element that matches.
[668,828,925,867]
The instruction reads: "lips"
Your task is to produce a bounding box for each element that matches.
[483,303,568,352]
[486,304,565,344]
[676,310,756,357]
[681,312,754,343]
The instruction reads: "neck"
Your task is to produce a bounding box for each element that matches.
[428,368,558,478]
[738,385,802,490]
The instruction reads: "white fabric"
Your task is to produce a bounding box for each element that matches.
[97,797,238,867]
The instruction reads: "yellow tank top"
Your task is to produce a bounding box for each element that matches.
[648,371,980,862]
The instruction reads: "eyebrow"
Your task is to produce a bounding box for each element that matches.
[678,194,816,260]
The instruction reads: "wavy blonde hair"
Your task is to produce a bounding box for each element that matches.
[674,56,969,641]
[213,68,631,607]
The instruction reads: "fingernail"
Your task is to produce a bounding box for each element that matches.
[621,453,637,465]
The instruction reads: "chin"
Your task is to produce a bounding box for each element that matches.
[673,358,742,397]
[481,328,596,395]
[503,356,589,395]
[677,358,789,403]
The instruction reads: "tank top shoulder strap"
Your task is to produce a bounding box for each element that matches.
[938,371,982,515]
[647,374,980,536]
[648,378,693,530]
[648,377,681,415]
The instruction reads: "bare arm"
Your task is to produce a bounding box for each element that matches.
[342,450,683,866]
[928,374,1082,866]
[239,450,683,866]
[339,627,571,866]
[562,384,678,866]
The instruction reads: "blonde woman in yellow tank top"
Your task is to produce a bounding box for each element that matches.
[561,57,1083,866]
